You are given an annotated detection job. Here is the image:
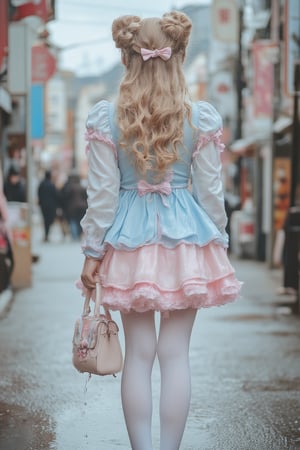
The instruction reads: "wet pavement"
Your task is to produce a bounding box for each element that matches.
[0,223,300,450]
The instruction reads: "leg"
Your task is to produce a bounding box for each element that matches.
[69,219,78,240]
[43,215,51,241]
[157,309,197,450]
[121,310,157,450]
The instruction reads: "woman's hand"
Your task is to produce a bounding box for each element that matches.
[81,257,101,289]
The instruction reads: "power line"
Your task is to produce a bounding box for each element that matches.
[51,19,110,26]
[57,37,113,51]
[59,0,167,14]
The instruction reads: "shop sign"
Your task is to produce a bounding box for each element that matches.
[211,0,239,44]
[0,0,8,76]
[32,45,56,83]
[31,84,44,139]
[284,0,300,96]
[253,40,277,119]
[11,0,48,23]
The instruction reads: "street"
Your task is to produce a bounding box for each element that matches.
[0,223,300,450]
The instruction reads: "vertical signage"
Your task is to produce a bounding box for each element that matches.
[211,0,239,44]
[31,84,44,139]
[0,0,8,76]
[11,0,48,23]
[284,0,300,96]
[252,40,277,119]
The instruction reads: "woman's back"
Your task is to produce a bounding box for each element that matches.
[87,99,222,189]
[83,97,229,255]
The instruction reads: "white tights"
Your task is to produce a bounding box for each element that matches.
[121,309,197,450]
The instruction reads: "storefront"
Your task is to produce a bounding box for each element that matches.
[228,133,271,261]
[271,115,293,267]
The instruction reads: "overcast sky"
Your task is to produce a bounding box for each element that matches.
[48,0,211,76]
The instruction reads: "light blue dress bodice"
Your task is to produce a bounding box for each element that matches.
[108,102,196,190]
[81,100,228,259]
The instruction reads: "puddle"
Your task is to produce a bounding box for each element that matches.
[267,330,300,337]
[220,313,274,321]
[243,377,300,392]
[0,402,55,450]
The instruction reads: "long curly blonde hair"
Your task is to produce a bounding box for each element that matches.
[112,12,192,177]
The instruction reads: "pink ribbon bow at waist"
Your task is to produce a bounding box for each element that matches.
[137,179,172,207]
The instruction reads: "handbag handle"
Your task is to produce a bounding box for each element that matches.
[82,282,112,320]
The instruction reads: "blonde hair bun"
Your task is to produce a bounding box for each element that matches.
[160,11,192,50]
[112,15,142,49]
[113,12,192,177]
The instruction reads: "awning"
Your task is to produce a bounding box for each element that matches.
[253,10,271,30]
[273,116,293,134]
[229,132,269,155]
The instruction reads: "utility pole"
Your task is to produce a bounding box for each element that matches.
[290,61,300,207]
[235,5,244,141]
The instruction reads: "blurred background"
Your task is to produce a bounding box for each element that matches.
[0,2,300,449]
[0,0,299,309]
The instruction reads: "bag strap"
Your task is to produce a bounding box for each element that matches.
[82,282,112,321]
[94,282,112,318]
[82,294,91,316]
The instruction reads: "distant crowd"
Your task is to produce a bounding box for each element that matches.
[37,169,87,242]
[2,165,87,242]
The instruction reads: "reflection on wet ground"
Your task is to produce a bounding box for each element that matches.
[0,402,55,450]
[243,378,300,392]
[0,241,299,449]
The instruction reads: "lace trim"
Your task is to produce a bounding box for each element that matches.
[84,129,117,160]
[193,129,225,157]
[76,275,242,313]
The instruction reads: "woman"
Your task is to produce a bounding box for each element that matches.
[80,12,241,450]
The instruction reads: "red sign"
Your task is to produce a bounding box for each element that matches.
[0,1,8,74]
[217,83,230,93]
[253,40,276,118]
[218,8,230,24]
[212,0,239,43]
[32,46,56,83]
[11,0,48,23]
[284,0,300,96]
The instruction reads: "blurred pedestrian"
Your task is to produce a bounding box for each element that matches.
[3,166,26,203]
[61,172,87,240]
[0,166,14,293]
[38,170,58,242]
[224,192,241,254]
[56,191,69,240]
[55,173,70,240]
[80,12,242,449]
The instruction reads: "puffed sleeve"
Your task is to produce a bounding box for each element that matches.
[80,100,120,259]
[191,101,228,247]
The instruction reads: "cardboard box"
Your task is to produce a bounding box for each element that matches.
[7,202,32,288]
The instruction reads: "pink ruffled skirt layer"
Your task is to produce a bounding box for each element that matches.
[98,243,242,313]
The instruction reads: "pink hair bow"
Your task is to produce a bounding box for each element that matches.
[141,47,172,61]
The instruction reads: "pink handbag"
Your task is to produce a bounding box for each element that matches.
[72,283,123,376]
